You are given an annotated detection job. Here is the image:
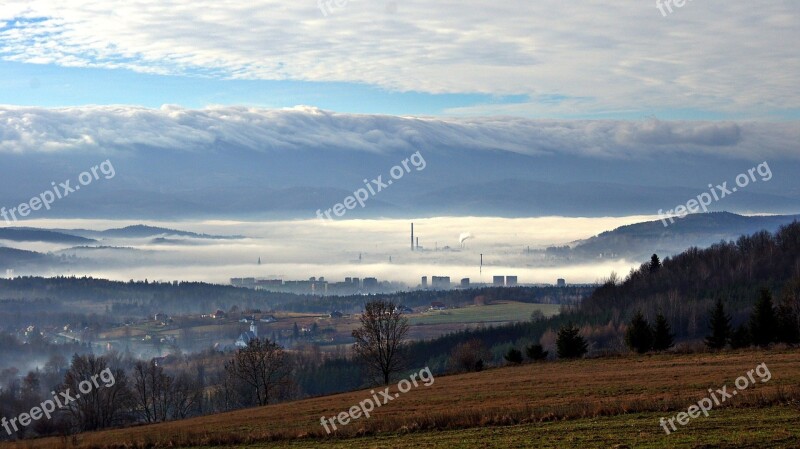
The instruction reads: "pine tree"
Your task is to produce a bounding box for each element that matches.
[525,343,549,361]
[504,348,523,364]
[730,324,751,349]
[625,311,654,354]
[775,301,800,345]
[705,298,731,350]
[556,323,588,359]
[652,313,675,351]
[649,254,662,274]
[749,289,777,347]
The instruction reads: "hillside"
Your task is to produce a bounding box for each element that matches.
[58,224,242,240]
[0,228,95,244]
[4,349,799,449]
[566,211,800,260]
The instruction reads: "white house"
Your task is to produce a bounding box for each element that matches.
[235,322,258,348]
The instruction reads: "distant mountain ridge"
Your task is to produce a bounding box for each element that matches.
[0,228,96,244]
[565,212,800,260]
[57,225,243,240]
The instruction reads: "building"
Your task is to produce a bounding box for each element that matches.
[493,275,505,286]
[430,301,446,311]
[506,276,518,286]
[236,322,258,348]
[431,276,450,289]
[421,276,428,288]
[363,277,378,290]
[557,278,567,287]
[460,278,470,287]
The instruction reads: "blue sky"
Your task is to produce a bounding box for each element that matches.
[0,1,797,120]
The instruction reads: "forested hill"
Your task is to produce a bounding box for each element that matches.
[406,221,800,365]
[582,221,800,328]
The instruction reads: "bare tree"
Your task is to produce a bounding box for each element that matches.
[225,338,289,406]
[131,360,171,423]
[170,371,202,419]
[62,354,132,432]
[352,300,410,385]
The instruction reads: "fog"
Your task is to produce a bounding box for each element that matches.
[7,215,657,286]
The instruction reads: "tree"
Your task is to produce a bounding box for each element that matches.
[749,289,777,347]
[556,324,588,359]
[625,311,654,354]
[132,360,172,423]
[225,338,290,406]
[649,254,662,274]
[775,300,800,345]
[448,339,491,372]
[705,298,731,350]
[351,300,410,385]
[61,354,132,432]
[652,313,675,351]
[504,348,523,365]
[525,343,549,361]
[730,324,751,349]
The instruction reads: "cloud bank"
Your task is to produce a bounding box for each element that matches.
[0,105,797,161]
[1,1,798,116]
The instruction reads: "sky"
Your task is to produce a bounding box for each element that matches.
[1,1,798,119]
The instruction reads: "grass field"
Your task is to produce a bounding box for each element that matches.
[408,301,561,326]
[5,349,799,449]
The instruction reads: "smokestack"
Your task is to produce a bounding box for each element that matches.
[416,237,419,249]
[411,223,414,251]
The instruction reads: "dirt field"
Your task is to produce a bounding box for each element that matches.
[5,348,799,449]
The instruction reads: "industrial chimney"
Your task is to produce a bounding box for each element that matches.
[411,223,414,251]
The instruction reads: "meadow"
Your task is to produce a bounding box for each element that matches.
[5,349,798,449]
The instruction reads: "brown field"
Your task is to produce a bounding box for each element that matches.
[5,349,800,449]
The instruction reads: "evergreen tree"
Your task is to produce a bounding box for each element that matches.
[625,311,654,354]
[504,348,523,364]
[556,323,588,359]
[705,298,731,350]
[652,313,675,351]
[749,289,777,347]
[730,324,751,349]
[525,343,549,361]
[649,254,662,274]
[775,301,800,345]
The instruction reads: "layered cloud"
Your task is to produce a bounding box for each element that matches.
[1,1,798,116]
[0,105,797,161]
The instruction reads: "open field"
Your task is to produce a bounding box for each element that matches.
[408,301,561,326]
[5,349,799,449]
[97,301,558,350]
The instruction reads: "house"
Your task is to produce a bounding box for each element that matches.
[395,305,414,314]
[212,309,226,319]
[259,315,277,323]
[430,302,446,311]
[329,311,343,319]
[236,322,259,348]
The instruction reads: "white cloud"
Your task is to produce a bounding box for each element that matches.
[0,105,798,160]
[0,1,798,115]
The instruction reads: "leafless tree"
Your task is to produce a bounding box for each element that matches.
[170,371,202,419]
[131,360,171,423]
[351,300,410,385]
[61,354,132,432]
[224,338,289,406]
